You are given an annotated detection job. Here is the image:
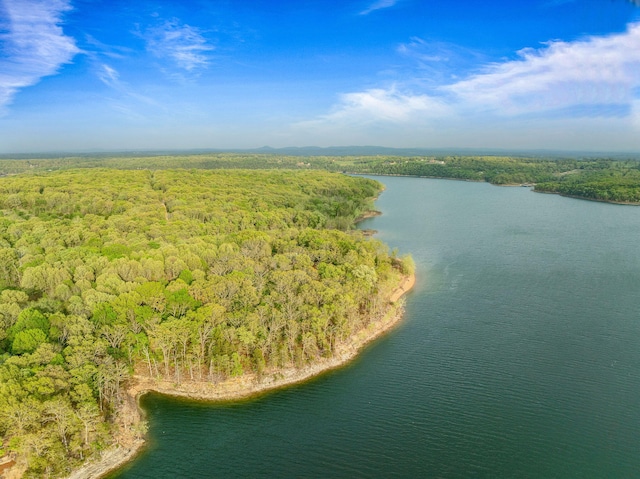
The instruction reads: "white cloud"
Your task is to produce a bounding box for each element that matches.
[396,37,488,86]
[0,0,79,112]
[83,34,132,60]
[143,19,213,71]
[397,37,486,67]
[291,87,451,146]
[446,22,640,115]
[95,63,158,116]
[311,88,449,125]
[360,0,398,15]
[297,22,640,150]
[97,64,120,88]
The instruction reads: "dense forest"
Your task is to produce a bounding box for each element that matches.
[1,152,639,203]
[534,169,640,203]
[0,168,410,477]
[0,150,637,475]
[333,155,640,203]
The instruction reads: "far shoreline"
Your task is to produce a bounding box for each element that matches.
[532,189,640,206]
[350,172,640,206]
[66,273,416,479]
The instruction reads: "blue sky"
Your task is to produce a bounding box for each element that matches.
[1,0,640,153]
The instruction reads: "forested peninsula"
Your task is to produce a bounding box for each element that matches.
[2,152,640,204]
[0,168,414,478]
[1,149,637,477]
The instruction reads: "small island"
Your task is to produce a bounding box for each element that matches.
[0,167,414,478]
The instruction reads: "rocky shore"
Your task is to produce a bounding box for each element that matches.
[66,274,415,479]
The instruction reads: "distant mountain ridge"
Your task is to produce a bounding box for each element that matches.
[1,145,639,160]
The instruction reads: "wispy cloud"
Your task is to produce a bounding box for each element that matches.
[143,19,213,72]
[95,63,159,117]
[359,0,398,15]
[97,64,120,88]
[396,37,488,84]
[301,22,640,129]
[397,37,485,65]
[306,87,449,126]
[446,22,640,115]
[83,34,133,60]
[0,0,79,112]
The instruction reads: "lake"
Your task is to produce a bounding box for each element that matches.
[109,177,640,478]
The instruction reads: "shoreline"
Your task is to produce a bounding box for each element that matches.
[354,209,382,223]
[532,189,640,206]
[67,273,415,479]
[351,172,640,206]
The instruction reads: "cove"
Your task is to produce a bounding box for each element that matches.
[109,176,640,478]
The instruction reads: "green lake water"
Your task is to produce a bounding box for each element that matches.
[109,177,640,478]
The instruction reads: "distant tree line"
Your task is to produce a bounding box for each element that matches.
[2,153,638,203]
